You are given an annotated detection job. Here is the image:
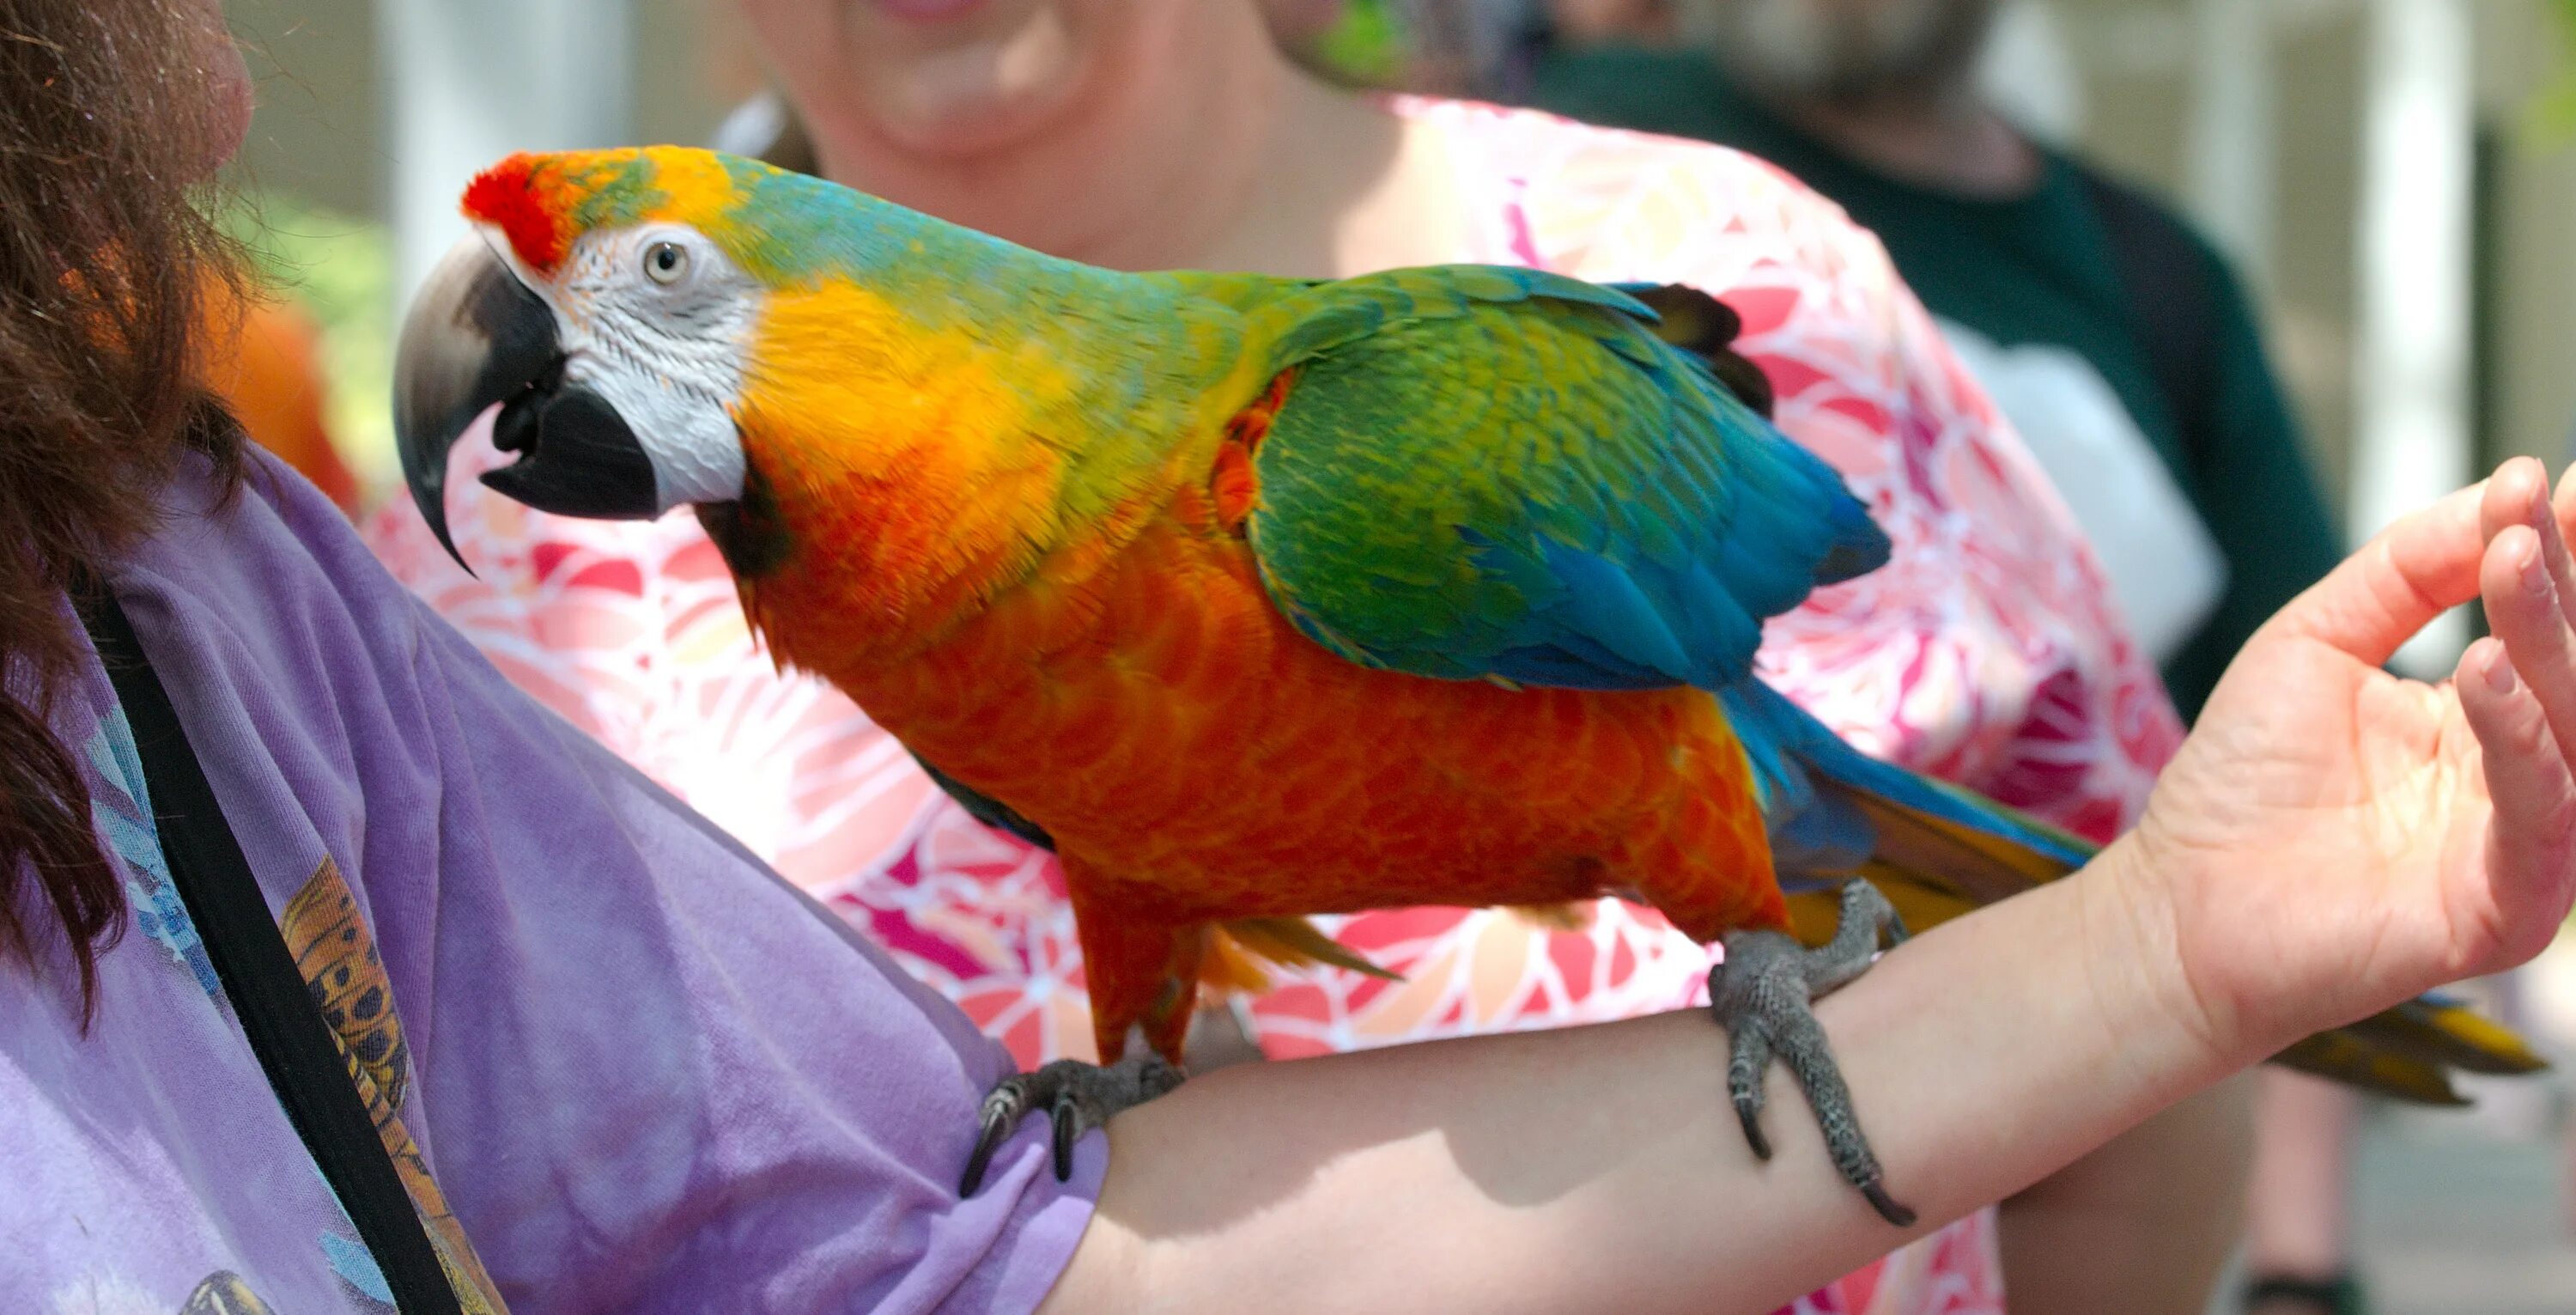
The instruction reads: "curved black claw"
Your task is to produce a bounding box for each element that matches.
[1863,1184,1917,1229]
[1051,1089,1081,1181]
[958,1053,1185,1196]
[1710,880,1914,1227]
[1728,1020,1775,1161]
[961,1075,1032,1198]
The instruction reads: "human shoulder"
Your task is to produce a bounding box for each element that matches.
[130,446,436,674]
[1390,94,1882,281]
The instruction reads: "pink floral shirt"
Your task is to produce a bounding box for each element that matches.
[362,97,2182,1314]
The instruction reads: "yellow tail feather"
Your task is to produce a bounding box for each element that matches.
[2272,1033,2468,1106]
[1510,902,1598,932]
[1794,776,2548,1105]
[1199,916,1403,996]
[2344,999,2550,1075]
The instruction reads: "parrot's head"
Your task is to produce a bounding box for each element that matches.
[395,145,956,574]
[392,147,767,569]
[398,144,1141,669]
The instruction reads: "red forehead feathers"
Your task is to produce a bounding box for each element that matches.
[462,154,569,276]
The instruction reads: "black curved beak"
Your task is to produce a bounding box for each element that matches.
[392,235,661,574]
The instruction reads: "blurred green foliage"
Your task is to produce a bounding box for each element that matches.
[1308,0,1411,88]
[220,196,399,490]
[2536,0,2576,142]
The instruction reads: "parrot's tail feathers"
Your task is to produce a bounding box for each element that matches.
[1197,929,1276,995]
[1723,680,2092,916]
[1837,798,2549,1092]
[1508,901,1598,932]
[2271,1032,2469,1106]
[1837,788,2087,907]
[1729,680,2553,1103]
[1202,916,1402,995]
[2343,997,2551,1075]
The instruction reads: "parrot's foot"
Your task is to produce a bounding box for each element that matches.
[958,1052,1185,1196]
[1710,880,1915,1227]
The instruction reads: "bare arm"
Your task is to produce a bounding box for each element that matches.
[1997,1075,2255,1315]
[1043,851,2221,1315]
[1040,461,2576,1315]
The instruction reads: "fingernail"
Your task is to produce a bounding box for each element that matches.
[2486,643,2519,694]
[2524,541,2551,594]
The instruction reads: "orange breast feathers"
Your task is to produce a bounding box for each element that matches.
[747,397,1789,942]
[726,355,1788,1062]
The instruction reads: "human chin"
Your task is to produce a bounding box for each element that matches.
[864,0,1005,21]
[848,0,1101,154]
[1698,0,1966,95]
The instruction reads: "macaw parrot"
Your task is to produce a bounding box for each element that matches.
[392,146,2545,1223]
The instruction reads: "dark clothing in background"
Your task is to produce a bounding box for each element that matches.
[1531,46,2343,720]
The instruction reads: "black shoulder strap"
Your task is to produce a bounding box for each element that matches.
[2076,165,2223,475]
[82,587,462,1315]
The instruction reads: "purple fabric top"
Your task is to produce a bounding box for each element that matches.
[0,451,1100,1312]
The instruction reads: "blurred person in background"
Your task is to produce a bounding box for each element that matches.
[363,2,2255,1309]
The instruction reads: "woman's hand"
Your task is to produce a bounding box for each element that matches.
[2119,458,2576,1072]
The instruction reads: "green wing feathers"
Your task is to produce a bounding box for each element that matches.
[1238,265,1658,369]
[1227,265,1886,690]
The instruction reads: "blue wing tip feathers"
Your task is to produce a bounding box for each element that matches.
[1817,490,1893,583]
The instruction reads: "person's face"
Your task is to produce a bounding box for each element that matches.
[1681,0,1995,100]
[738,0,1188,158]
[1550,0,1680,43]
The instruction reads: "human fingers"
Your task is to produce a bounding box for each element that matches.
[2551,463,2576,624]
[2456,626,2576,967]
[2266,478,2489,667]
[2479,508,2576,793]
[2485,459,2576,642]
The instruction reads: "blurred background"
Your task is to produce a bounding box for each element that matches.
[222,0,2576,539]
[218,1,2576,1310]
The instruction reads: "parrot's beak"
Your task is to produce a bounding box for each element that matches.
[393,234,660,573]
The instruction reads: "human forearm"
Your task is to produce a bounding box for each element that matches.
[1042,842,2231,1315]
[2243,1068,2359,1281]
[1998,1073,2255,1315]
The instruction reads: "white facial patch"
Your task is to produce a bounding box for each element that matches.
[533,223,759,512]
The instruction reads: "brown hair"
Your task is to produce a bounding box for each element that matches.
[0,0,245,1020]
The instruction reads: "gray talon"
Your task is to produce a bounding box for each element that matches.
[959,1052,1185,1196]
[1863,1184,1918,1229]
[1735,1103,1773,1162]
[1709,880,1913,1226]
[1728,1020,1775,1160]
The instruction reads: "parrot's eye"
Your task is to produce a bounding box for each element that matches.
[643,240,690,285]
